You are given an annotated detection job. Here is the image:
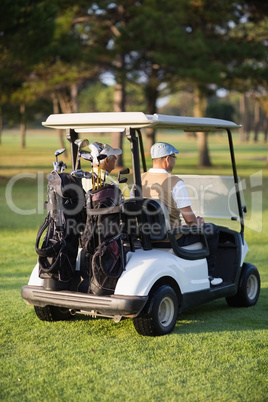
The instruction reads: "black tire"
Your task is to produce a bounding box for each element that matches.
[226,263,260,307]
[133,285,179,336]
[34,305,73,321]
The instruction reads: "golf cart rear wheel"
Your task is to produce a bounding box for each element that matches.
[34,305,73,321]
[133,285,179,336]
[226,263,260,307]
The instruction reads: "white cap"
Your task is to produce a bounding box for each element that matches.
[89,142,122,158]
[151,142,179,159]
[100,143,122,157]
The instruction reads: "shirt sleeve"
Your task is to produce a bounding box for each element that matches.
[172,180,191,209]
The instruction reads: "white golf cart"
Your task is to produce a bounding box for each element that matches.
[21,112,260,336]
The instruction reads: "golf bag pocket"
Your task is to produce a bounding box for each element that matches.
[82,184,123,255]
[36,217,79,282]
[90,236,124,296]
[82,184,124,295]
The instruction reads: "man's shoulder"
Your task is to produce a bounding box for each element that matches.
[141,171,182,188]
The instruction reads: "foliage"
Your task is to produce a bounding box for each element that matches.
[78,81,146,113]
[206,101,235,121]
[0,0,268,163]
[0,0,57,94]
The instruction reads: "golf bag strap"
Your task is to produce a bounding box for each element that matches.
[45,202,65,211]
[35,217,64,258]
[44,201,64,211]
[86,206,122,215]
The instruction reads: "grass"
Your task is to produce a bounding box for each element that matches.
[0,129,268,401]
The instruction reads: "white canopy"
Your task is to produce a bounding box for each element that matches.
[42,112,241,132]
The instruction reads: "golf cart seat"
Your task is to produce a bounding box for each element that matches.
[123,198,209,261]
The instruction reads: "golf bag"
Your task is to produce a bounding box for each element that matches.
[82,184,125,296]
[35,171,86,283]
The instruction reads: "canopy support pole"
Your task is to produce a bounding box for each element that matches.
[227,129,244,243]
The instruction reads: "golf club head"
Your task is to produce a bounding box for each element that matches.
[54,148,65,162]
[59,161,67,173]
[118,177,127,184]
[75,139,89,149]
[97,154,107,162]
[80,151,93,163]
[71,169,92,179]
[89,142,103,153]
[118,167,130,181]
[89,142,104,163]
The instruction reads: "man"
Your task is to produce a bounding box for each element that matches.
[141,142,222,286]
[82,142,129,197]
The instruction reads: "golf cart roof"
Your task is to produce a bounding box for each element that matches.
[43,112,241,132]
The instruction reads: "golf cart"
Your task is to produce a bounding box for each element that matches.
[21,112,260,336]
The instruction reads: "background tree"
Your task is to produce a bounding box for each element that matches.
[111,0,268,164]
[0,0,57,147]
[1,0,267,168]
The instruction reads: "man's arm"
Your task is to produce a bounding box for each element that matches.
[180,206,204,227]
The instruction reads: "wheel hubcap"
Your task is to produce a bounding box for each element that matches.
[247,275,258,300]
[158,296,175,328]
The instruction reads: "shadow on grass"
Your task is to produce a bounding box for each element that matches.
[173,287,268,335]
[17,286,267,338]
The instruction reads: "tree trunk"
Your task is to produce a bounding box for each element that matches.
[245,94,251,142]
[239,93,246,142]
[193,86,212,167]
[254,99,260,142]
[264,116,268,143]
[20,103,27,149]
[145,67,159,154]
[52,92,66,153]
[71,84,78,113]
[0,114,2,145]
[196,132,211,166]
[112,54,126,167]
[58,91,72,113]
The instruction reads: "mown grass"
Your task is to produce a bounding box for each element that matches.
[0,129,267,401]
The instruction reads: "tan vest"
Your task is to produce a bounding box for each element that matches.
[141,171,182,229]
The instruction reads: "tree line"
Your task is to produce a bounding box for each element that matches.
[0,0,268,166]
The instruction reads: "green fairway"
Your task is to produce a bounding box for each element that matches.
[0,129,267,401]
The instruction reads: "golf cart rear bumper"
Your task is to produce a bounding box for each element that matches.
[21,285,148,317]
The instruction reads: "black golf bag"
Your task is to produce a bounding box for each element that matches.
[35,171,86,283]
[82,184,125,296]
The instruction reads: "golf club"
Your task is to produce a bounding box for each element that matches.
[71,169,95,180]
[74,139,89,170]
[79,150,96,190]
[58,161,67,173]
[80,151,93,163]
[89,143,108,189]
[55,148,65,162]
[89,142,102,189]
[117,167,130,184]
[96,154,107,188]
[53,148,66,172]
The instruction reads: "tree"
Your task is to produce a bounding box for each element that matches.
[0,0,57,146]
[121,0,268,164]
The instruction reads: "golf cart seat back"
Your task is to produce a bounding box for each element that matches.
[123,198,209,261]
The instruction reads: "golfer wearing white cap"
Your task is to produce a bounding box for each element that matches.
[141,142,222,286]
[82,142,129,197]
[90,142,122,174]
